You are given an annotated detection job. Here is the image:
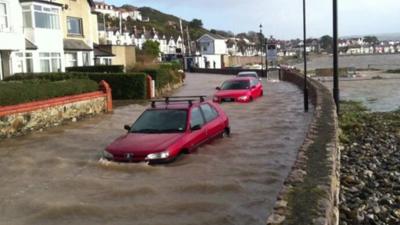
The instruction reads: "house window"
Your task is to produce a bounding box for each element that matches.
[0,3,8,30]
[67,17,83,36]
[33,5,60,29]
[40,52,61,72]
[65,52,78,67]
[22,5,33,28]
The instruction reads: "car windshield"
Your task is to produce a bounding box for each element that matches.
[221,80,250,90]
[238,73,257,78]
[130,110,187,133]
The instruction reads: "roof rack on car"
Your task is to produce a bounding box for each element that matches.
[151,96,207,108]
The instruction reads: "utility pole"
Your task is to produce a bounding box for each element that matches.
[119,11,122,34]
[303,0,309,112]
[186,26,191,55]
[259,24,264,77]
[179,19,186,55]
[333,0,340,113]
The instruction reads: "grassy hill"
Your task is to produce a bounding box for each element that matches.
[105,5,210,41]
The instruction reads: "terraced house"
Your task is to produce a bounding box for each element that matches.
[6,0,98,76]
[0,0,25,79]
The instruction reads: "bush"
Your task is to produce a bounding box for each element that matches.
[66,65,124,73]
[141,68,182,89]
[160,61,182,71]
[85,73,147,99]
[4,72,88,81]
[3,72,148,100]
[0,79,98,106]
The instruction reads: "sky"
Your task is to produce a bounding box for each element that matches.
[107,0,400,40]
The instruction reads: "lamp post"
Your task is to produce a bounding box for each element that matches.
[265,38,268,78]
[303,0,309,112]
[259,24,264,77]
[333,0,339,113]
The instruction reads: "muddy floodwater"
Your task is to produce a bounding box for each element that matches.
[0,73,312,225]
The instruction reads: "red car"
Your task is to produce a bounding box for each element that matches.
[213,77,263,103]
[103,96,230,163]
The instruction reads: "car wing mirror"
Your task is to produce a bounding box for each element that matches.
[191,124,202,131]
[216,87,221,90]
[124,125,131,131]
[251,85,256,89]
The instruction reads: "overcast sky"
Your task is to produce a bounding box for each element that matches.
[107,0,400,40]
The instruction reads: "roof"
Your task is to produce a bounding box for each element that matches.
[25,39,37,50]
[94,47,115,57]
[87,0,95,7]
[19,0,63,7]
[63,39,92,51]
[197,33,226,41]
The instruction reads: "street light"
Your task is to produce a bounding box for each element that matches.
[259,24,264,77]
[303,0,309,112]
[333,0,339,113]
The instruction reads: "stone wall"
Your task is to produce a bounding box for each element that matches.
[266,69,339,225]
[0,81,112,138]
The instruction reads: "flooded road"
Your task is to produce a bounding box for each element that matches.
[0,73,312,225]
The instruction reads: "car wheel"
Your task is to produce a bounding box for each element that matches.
[222,127,230,138]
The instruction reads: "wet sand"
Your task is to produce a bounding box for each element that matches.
[0,73,312,225]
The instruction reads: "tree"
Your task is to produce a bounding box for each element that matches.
[319,35,333,52]
[142,40,160,59]
[363,36,379,44]
[189,19,203,28]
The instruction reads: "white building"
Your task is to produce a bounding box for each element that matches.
[15,0,65,74]
[94,1,143,21]
[0,0,25,79]
[99,28,185,55]
[195,33,227,69]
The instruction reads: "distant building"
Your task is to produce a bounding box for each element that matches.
[93,1,144,21]
[195,33,227,69]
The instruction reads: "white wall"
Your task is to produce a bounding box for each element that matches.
[0,0,24,50]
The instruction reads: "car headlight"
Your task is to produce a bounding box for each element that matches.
[238,95,249,101]
[102,150,113,159]
[145,151,170,160]
[213,96,219,102]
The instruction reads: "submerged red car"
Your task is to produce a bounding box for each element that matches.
[103,96,230,163]
[213,77,263,103]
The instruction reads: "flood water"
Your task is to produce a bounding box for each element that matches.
[0,73,312,225]
[294,54,400,70]
[320,71,400,112]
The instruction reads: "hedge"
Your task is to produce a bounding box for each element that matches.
[85,73,147,99]
[4,73,88,81]
[0,79,98,106]
[4,72,148,100]
[66,65,124,73]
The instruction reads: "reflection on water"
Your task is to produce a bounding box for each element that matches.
[0,73,312,225]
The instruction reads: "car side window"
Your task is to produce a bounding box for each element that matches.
[200,104,219,122]
[190,107,205,127]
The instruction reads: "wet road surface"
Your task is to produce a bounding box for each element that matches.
[0,73,313,225]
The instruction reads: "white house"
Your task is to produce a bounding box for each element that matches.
[195,33,227,69]
[15,0,64,74]
[94,1,143,21]
[0,0,25,79]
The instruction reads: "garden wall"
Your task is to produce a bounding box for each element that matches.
[0,81,112,138]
